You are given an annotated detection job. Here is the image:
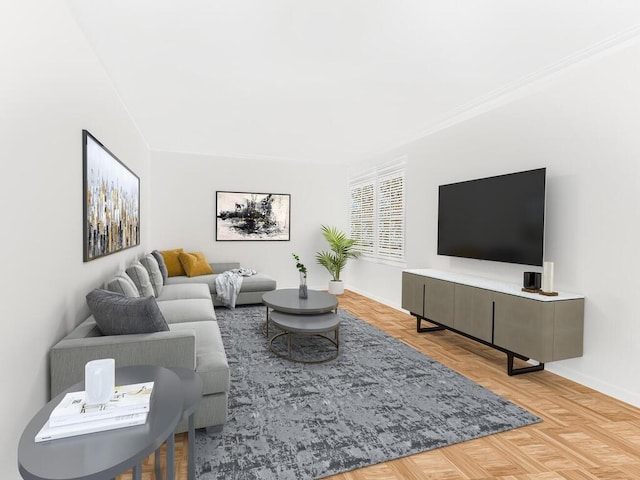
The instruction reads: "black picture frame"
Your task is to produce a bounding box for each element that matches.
[216,191,291,241]
[83,130,140,261]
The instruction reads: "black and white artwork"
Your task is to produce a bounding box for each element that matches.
[216,191,290,241]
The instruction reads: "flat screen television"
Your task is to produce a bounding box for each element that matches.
[437,168,546,266]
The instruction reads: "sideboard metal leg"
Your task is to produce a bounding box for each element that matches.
[416,316,446,333]
[507,352,545,376]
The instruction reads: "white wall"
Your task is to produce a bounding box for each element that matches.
[349,42,640,408]
[149,151,347,291]
[0,1,149,477]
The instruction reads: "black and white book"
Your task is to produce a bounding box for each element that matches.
[48,381,153,427]
[35,412,148,442]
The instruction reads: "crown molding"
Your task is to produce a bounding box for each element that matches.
[360,24,640,162]
[150,147,346,165]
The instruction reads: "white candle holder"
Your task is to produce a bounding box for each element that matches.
[540,261,558,296]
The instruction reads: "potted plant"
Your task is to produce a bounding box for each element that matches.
[315,225,360,295]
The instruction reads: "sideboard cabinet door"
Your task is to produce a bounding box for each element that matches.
[424,277,455,327]
[454,284,494,343]
[493,292,554,362]
[401,272,425,316]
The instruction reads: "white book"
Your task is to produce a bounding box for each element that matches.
[35,412,148,443]
[49,382,153,427]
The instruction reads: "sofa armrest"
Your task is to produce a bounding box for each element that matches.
[49,330,196,399]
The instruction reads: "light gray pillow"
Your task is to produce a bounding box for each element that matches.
[86,289,169,336]
[151,250,168,284]
[140,254,163,297]
[105,273,140,298]
[125,261,155,297]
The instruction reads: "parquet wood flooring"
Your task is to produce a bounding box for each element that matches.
[117,290,640,479]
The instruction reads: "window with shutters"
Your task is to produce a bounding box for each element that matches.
[349,161,405,265]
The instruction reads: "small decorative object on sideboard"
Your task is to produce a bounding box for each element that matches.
[292,253,308,299]
[540,261,558,296]
[521,271,541,293]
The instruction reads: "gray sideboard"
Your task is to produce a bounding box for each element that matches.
[402,269,585,375]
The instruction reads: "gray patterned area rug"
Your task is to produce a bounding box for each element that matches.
[195,305,541,479]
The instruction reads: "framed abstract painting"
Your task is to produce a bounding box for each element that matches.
[216,191,290,241]
[83,130,140,261]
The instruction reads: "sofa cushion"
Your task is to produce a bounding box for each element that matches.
[125,262,156,297]
[157,298,216,324]
[156,283,212,301]
[161,248,186,277]
[105,273,140,298]
[165,271,276,296]
[140,254,164,297]
[86,289,169,336]
[169,321,229,395]
[179,252,214,277]
[233,273,277,293]
[151,250,168,284]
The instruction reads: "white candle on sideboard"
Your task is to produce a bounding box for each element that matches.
[542,261,554,293]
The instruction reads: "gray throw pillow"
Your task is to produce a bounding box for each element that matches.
[86,289,169,336]
[105,273,140,298]
[140,254,164,297]
[125,262,155,297]
[151,250,168,284]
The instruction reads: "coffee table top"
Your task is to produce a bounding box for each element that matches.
[263,288,338,314]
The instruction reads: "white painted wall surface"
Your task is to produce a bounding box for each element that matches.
[349,42,640,408]
[149,151,348,292]
[0,1,149,477]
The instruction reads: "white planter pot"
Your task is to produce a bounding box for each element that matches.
[328,280,344,295]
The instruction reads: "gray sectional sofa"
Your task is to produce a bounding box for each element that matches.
[167,261,277,307]
[49,257,276,433]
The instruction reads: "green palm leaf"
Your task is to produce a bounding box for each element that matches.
[315,225,360,281]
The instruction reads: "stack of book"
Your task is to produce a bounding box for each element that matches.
[35,382,154,442]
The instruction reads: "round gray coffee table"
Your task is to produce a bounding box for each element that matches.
[269,311,340,363]
[18,365,183,480]
[262,288,338,337]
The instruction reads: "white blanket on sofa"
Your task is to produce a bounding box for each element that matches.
[215,268,256,309]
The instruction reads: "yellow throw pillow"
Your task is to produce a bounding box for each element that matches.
[160,248,186,277]
[178,251,214,277]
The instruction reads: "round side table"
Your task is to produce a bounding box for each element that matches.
[18,365,183,480]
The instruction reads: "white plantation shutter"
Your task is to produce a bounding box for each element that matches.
[349,160,405,264]
[377,170,405,261]
[349,180,375,256]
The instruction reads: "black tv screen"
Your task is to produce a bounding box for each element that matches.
[437,168,546,266]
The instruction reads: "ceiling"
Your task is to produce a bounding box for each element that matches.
[67,1,640,164]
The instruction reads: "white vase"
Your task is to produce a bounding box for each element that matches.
[328,280,344,295]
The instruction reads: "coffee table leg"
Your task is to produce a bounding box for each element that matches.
[287,332,291,358]
[154,447,162,479]
[188,413,196,480]
[166,432,175,480]
[132,464,142,480]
